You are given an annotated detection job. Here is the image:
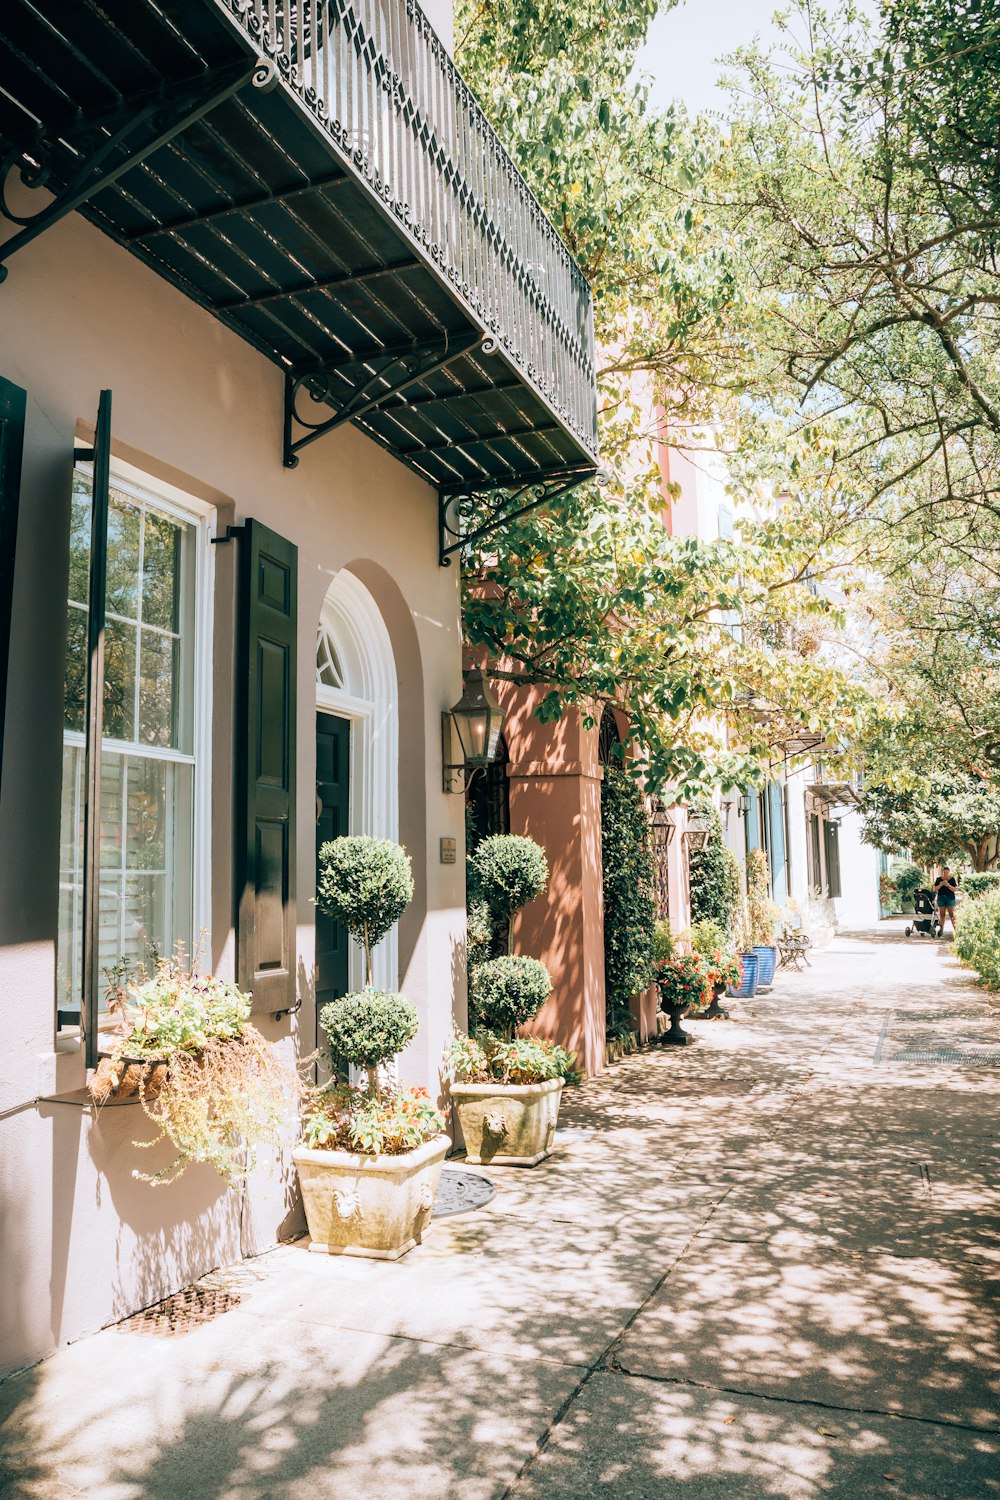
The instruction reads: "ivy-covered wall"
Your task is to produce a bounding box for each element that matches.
[601,766,656,1036]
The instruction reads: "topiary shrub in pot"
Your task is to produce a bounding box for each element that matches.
[295,836,448,1259]
[451,834,569,1165]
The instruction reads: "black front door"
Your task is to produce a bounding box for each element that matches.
[316,712,350,1019]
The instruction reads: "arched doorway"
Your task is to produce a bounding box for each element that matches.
[315,570,399,1003]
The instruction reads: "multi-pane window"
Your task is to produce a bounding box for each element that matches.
[57,465,202,1023]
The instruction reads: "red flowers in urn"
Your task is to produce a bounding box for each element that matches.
[653,953,710,1045]
[704,950,742,993]
[654,952,710,1010]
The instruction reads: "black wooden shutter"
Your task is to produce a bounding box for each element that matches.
[0,376,26,795]
[236,519,297,1015]
[81,391,112,1067]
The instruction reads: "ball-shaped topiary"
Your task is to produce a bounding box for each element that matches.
[471,955,552,1038]
[319,990,418,1073]
[316,836,414,984]
[469,835,548,946]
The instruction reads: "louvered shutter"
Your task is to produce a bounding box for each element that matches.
[236,520,297,1015]
[0,377,26,794]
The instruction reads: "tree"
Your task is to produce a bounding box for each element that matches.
[455,0,861,795]
[718,0,1000,559]
[859,773,1000,871]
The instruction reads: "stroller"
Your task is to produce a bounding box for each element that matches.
[905,888,940,938]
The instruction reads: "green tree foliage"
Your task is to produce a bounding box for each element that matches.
[688,807,735,929]
[471,957,554,1040]
[319,992,419,1074]
[468,835,548,955]
[455,0,859,797]
[860,773,1000,871]
[600,766,657,1035]
[316,837,413,986]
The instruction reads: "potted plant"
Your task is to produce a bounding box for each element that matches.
[445,1032,577,1165]
[91,954,296,1188]
[449,834,566,1165]
[653,950,709,1043]
[747,848,779,988]
[294,836,448,1259]
[683,920,739,1019]
[701,949,742,1018]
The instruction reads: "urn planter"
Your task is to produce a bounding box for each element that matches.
[693,984,730,1020]
[293,1133,449,1260]
[451,1077,563,1166]
[657,1002,696,1044]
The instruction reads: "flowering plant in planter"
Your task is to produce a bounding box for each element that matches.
[704,950,742,992]
[653,952,710,1012]
[445,1033,578,1087]
[92,955,296,1189]
[301,1083,445,1156]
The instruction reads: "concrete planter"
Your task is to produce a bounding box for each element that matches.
[292,1133,449,1260]
[450,1077,564,1166]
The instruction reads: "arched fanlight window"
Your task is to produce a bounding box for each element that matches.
[316,624,345,690]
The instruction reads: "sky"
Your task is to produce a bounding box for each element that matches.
[635,0,793,118]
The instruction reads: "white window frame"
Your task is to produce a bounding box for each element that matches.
[58,456,215,1029]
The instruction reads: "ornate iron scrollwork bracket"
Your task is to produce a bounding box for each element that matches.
[0,59,273,283]
[283,330,486,468]
[438,462,607,567]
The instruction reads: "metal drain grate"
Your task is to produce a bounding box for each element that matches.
[432,1168,497,1219]
[117,1285,242,1337]
[875,1008,1000,1067]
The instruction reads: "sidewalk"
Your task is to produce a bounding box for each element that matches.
[2,924,998,1499]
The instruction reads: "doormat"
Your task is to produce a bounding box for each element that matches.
[116,1284,243,1338]
[875,1008,1000,1067]
[432,1168,497,1219]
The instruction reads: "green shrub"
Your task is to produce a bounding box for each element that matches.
[319,990,418,1072]
[689,918,728,958]
[316,836,414,984]
[601,766,656,1033]
[890,860,927,902]
[689,807,736,928]
[747,848,778,947]
[955,891,1000,990]
[962,871,1000,899]
[955,894,1000,987]
[471,955,552,1037]
[468,835,548,944]
[652,918,674,964]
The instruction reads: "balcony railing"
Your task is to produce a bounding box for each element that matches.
[221,0,598,457]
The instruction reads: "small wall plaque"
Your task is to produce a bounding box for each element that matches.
[440,837,457,865]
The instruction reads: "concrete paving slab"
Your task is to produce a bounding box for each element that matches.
[613,1240,1000,1429]
[0,1313,583,1500]
[509,1370,1000,1500]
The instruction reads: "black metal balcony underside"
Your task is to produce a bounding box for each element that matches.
[0,0,599,513]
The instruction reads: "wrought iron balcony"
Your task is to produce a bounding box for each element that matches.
[0,0,600,556]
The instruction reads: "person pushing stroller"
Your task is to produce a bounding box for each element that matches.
[934,867,959,936]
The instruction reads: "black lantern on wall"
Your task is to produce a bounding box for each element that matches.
[682,807,712,852]
[442,669,506,793]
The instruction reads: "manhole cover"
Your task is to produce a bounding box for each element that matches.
[117,1285,242,1337]
[875,1009,1000,1067]
[433,1168,497,1219]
